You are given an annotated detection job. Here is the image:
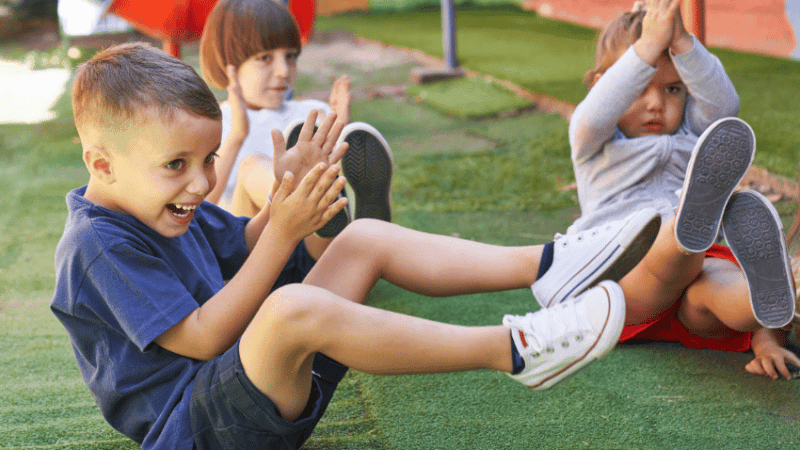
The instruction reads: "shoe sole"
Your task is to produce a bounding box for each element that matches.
[534,281,625,390]
[722,190,794,328]
[546,209,661,307]
[284,119,351,238]
[338,123,393,222]
[675,117,754,253]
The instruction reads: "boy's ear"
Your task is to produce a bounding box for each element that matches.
[83,145,115,184]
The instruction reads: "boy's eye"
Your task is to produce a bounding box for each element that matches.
[287,51,300,61]
[166,160,184,170]
[259,54,272,63]
[204,152,218,164]
[666,85,684,95]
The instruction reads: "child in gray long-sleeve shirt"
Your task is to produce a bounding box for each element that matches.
[566,0,799,380]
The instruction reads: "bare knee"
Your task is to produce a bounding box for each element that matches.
[250,284,333,345]
[328,218,392,258]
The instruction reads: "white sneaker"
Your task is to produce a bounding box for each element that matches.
[722,189,794,328]
[532,208,660,308]
[675,117,755,253]
[504,280,625,390]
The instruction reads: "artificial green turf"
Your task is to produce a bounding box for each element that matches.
[407,76,534,118]
[317,4,800,180]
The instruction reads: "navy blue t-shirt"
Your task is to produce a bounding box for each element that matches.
[51,186,250,449]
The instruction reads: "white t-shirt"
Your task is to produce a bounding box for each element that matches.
[218,99,331,209]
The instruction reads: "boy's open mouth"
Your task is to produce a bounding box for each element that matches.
[167,203,197,218]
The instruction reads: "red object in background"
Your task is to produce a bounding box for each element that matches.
[108,0,316,58]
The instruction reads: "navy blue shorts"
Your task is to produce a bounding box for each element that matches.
[190,341,349,450]
[273,241,317,292]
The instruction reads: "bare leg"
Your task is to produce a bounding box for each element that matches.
[239,283,512,421]
[619,216,705,325]
[303,219,541,304]
[231,154,333,260]
[678,257,759,336]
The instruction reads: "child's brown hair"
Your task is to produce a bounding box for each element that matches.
[583,10,659,89]
[72,42,221,137]
[199,0,301,90]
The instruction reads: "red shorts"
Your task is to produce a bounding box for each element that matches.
[618,244,752,353]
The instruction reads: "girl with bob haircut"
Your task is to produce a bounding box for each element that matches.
[199,0,393,257]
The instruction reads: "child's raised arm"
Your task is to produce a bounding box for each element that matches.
[329,75,351,125]
[633,0,683,65]
[206,65,249,204]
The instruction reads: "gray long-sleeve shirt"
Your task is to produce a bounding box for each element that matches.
[568,36,739,234]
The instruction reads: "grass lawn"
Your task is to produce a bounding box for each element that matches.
[3,5,800,449]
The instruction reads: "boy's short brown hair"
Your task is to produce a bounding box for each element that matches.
[199,0,301,90]
[72,42,221,137]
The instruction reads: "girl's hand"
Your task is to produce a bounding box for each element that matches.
[328,75,351,125]
[635,0,682,65]
[746,340,800,380]
[226,65,249,140]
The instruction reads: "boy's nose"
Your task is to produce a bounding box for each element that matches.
[644,89,664,111]
[187,171,210,196]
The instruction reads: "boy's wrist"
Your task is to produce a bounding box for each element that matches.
[670,33,694,56]
[633,39,665,67]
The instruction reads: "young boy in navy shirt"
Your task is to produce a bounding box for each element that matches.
[51,43,660,450]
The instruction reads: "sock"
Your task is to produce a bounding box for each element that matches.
[535,241,554,281]
[510,331,525,375]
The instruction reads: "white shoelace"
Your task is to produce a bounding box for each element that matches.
[503,301,589,352]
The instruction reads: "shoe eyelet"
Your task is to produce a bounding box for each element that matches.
[532,352,540,358]
[575,334,584,342]
[561,341,569,348]
[576,236,583,242]
[545,347,554,354]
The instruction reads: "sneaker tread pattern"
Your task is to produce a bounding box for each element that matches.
[677,119,754,252]
[723,192,794,327]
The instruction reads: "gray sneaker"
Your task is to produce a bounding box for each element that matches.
[337,122,393,222]
[532,208,660,308]
[504,280,625,390]
[675,117,755,253]
[722,189,794,328]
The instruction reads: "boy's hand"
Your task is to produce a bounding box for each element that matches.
[746,338,800,380]
[268,163,348,241]
[668,2,693,56]
[329,75,351,125]
[635,0,682,65]
[271,110,348,187]
[226,65,249,140]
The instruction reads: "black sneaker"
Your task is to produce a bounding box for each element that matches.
[337,122,393,222]
[675,117,755,253]
[722,189,794,328]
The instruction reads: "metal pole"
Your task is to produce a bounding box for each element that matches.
[441,0,457,69]
[689,0,705,45]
